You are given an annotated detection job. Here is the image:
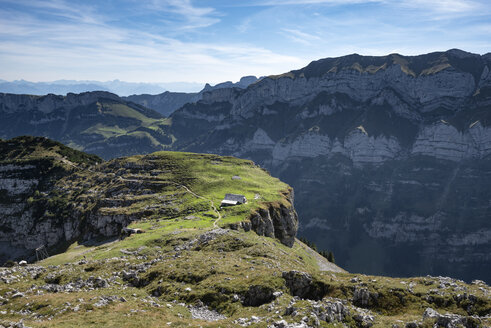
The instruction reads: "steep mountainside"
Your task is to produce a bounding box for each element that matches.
[169,49,491,282]
[0,92,173,159]
[0,137,489,328]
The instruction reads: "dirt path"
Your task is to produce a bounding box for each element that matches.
[172,183,222,228]
[62,161,223,228]
[114,175,222,228]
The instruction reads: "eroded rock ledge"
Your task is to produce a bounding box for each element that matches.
[229,189,298,247]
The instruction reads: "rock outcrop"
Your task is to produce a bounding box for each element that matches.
[0,91,120,114]
[247,190,298,247]
[282,271,329,300]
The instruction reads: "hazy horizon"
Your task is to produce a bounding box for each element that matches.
[0,78,205,94]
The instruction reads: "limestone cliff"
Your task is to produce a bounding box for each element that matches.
[238,189,298,247]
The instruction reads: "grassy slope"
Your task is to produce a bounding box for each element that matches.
[2,228,489,327]
[46,151,290,228]
[76,101,172,154]
[0,136,100,166]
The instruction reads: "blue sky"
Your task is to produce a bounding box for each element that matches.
[0,0,490,87]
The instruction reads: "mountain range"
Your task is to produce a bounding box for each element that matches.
[0,79,180,97]
[0,49,490,282]
[0,76,260,116]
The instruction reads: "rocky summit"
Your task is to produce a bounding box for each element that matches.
[0,137,490,328]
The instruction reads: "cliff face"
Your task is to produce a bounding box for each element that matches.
[242,190,298,247]
[170,50,491,282]
[0,137,100,262]
[0,137,297,264]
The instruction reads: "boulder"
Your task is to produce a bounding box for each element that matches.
[282,271,328,300]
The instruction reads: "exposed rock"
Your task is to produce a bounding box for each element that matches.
[311,299,349,323]
[167,50,491,281]
[122,270,148,287]
[93,295,120,308]
[11,292,24,299]
[0,320,31,328]
[282,271,328,300]
[422,307,483,328]
[268,320,309,328]
[0,91,120,115]
[242,285,275,307]
[353,288,379,308]
[234,316,263,327]
[249,190,298,247]
[188,305,226,321]
[0,138,298,265]
[352,307,375,327]
[2,50,491,282]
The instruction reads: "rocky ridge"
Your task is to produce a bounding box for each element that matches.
[0,250,488,327]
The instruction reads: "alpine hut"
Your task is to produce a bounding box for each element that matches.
[220,193,247,207]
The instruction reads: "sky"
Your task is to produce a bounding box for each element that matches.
[0,0,490,88]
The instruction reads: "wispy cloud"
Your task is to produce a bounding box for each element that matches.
[1,0,105,24]
[398,0,481,14]
[249,0,381,5]
[245,0,485,17]
[148,0,221,30]
[281,28,321,45]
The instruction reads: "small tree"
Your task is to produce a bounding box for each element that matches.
[327,251,335,263]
